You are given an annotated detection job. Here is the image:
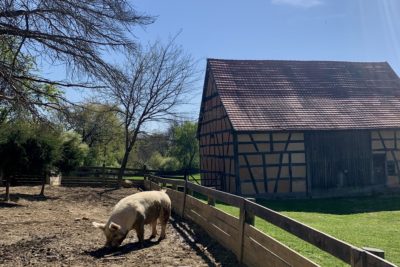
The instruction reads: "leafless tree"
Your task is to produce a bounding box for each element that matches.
[103,39,197,183]
[0,0,153,117]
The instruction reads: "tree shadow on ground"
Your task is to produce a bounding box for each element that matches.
[87,239,160,259]
[0,201,23,208]
[257,193,400,215]
[0,193,58,204]
[170,216,243,267]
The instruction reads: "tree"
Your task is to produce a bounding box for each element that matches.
[63,103,124,166]
[56,131,88,174]
[103,39,197,183]
[0,128,28,201]
[128,132,170,168]
[0,121,61,200]
[23,133,60,196]
[169,121,199,171]
[0,0,153,117]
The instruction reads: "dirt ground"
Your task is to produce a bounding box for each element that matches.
[0,186,242,267]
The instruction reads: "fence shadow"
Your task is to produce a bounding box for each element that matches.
[258,194,400,215]
[170,215,243,267]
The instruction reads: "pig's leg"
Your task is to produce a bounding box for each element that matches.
[150,220,157,239]
[136,222,145,246]
[159,207,170,240]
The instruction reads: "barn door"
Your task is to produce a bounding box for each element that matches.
[306,131,372,191]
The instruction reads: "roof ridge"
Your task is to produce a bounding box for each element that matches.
[207,58,388,65]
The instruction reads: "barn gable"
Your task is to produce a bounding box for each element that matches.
[198,59,400,196]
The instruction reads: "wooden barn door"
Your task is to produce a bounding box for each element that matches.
[305,131,372,191]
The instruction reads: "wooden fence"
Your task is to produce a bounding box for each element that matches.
[1,174,43,186]
[61,166,199,187]
[144,174,397,267]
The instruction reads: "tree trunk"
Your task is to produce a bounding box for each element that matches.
[117,149,131,186]
[5,176,10,202]
[39,172,47,196]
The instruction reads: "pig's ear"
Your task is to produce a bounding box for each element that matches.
[109,222,121,232]
[92,222,106,230]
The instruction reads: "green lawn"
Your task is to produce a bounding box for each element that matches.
[137,174,399,265]
[125,173,201,182]
[214,195,400,266]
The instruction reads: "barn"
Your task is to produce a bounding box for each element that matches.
[197,59,400,197]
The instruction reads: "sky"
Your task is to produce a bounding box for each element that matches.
[67,0,400,126]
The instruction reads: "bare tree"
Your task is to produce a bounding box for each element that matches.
[103,40,197,183]
[0,0,153,117]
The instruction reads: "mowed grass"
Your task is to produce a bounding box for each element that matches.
[125,173,201,183]
[137,174,400,265]
[213,195,400,266]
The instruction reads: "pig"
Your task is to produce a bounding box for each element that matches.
[92,190,171,248]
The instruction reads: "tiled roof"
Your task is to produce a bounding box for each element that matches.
[208,59,400,131]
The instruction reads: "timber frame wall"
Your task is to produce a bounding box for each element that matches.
[198,72,400,196]
[371,130,400,186]
[144,174,396,267]
[235,131,307,196]
[198,71,235,191]
[198,71,307,195]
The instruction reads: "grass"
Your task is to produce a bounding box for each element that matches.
[124,176,144,180]
[213,195,400,266]
[139,174,400,265]
[125,173,201,183]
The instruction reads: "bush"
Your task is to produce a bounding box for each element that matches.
[56,131,88,174]
[0,123,62,177]
[148,152,180,171]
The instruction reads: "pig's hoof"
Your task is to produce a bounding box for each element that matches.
[150,235,156,239]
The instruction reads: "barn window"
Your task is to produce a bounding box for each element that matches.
[387,161,396,176]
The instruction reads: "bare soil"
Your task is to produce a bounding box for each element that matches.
[0,186,242,267]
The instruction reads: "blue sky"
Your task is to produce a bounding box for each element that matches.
[67,0,400,123]
[131,0,400,117]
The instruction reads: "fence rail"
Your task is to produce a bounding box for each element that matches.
[144,174,396,267]
[61,166,199,187]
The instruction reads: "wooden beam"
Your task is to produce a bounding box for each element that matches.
[234,132,241,195]
[274,133,292,193]
[243,154,260,194]
[377,131,400,182]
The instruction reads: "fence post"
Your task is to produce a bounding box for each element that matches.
[181,171,188,218]
[351,247,366,267]
[362,247,385,259]
[208,187,216,206]
[143,165,147,179]
[184,170,193,196]
[238,198,255,264]
[102,163,106,187]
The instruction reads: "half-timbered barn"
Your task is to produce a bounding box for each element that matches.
[198,59,400,197]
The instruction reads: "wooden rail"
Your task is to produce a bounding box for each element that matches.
[144,174,396,267]
[61,166,198,187]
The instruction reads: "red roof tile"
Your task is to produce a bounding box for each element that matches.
[207,59,400,131]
